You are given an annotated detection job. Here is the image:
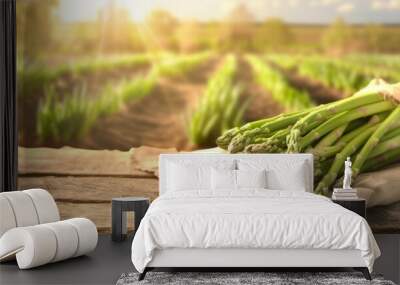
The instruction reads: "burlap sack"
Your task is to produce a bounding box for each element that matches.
[354,163,400,208]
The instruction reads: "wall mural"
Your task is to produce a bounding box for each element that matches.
[17,0,400,233]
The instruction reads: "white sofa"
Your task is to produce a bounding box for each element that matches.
[0,189,98,269]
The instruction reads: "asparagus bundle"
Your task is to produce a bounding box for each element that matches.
[216,79,400,195]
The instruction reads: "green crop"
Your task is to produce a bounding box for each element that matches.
[35,52,213,144]
[187,54,246,147]
[18,54,153,98]
[247,55,314,112]
[216,79,400,195]
[37,73,156,143]
[297,57,371,95]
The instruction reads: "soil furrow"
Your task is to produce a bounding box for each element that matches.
[269,61,343,104]
[19,65,151,147]
[237,57,284,122]
[75,59,219,151]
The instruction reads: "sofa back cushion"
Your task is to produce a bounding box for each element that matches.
[0,189,60,238]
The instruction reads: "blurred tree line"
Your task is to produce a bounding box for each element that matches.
[16,0,59,68]
[323,18,400,54]
[16,0,400,67]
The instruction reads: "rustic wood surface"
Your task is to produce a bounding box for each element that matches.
[18,177,159,233]
[58,202,112,233]
[130,145,177,177]
[18,146,400,234]
[18,146,154,177]
[18,176,159,202]
[18,146,165,233]
[56,202,134,234]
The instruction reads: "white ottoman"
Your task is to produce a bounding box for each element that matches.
[0,189,98,269]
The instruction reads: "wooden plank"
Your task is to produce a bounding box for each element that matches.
[57,202,112,233]
[18,177,400,234]
[18,176,159,233]
[130,145,177,177]
[18,176,159,202]
[18,146,154,177]
[56,202,137,234]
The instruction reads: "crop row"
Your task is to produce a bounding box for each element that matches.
[153,52,213,78]
[345,54,400,71]
[36,52,212,144]
[295,57,371,95]
[268,54,399,96]
[342,56,400,83]
[18,54,154,97]
[247,55,315,112]
[188,54,244,147]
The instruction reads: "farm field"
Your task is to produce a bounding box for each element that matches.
[18,51,400,233]
[16,0,400,237]
[18,52,400,150]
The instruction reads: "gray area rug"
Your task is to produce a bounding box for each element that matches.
[116,272,395,285]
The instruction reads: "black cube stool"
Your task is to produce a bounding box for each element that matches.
[112,197,150,242]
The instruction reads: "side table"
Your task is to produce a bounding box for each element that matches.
[332,198,366,218]
[112,197,150,242]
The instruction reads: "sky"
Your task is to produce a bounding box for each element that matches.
[57,0,400,24]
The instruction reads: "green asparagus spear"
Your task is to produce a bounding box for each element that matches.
[368,135,400,158]
[381,127,400,141]
[244,127,291,153]
[287,92,385,152]
[227,112,308,153]
[312,113,389,161]
[362,147,400,172]
[298,100,395,152]
[352,105,400,176]
[314,123,348,150]
[315,125,378,195]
